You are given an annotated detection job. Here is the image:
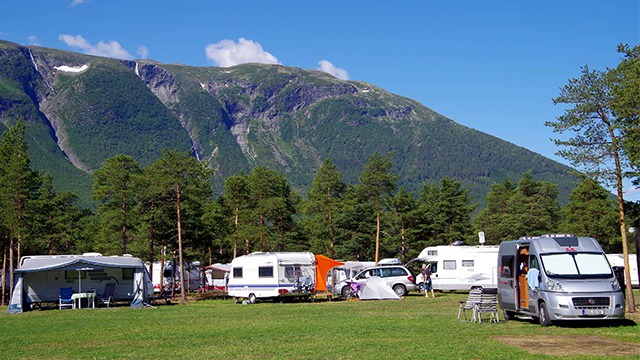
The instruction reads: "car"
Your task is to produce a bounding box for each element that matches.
[335,265,417,297]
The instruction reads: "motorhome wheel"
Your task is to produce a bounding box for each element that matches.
[248,293,257,304]
[538,302,552,327]
[503,309,514,321]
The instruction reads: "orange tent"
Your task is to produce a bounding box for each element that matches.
[314,255,344,292]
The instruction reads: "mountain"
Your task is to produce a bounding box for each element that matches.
[0,40,576,207]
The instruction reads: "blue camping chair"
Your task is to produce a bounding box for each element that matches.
[59,287,75,310]
[97,283,116,307]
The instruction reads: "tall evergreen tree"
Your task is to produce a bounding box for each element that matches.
[357,152,397,264]
[303,159,345,257]
[147,150,212,303]
[0,120,40,299]
[474,179,517,244]
[92,154,142,255]
[388,187,416,261]
[506,172,561,237]
[222,174,250,257]
[560,176,619,252]
[547,63,636,311]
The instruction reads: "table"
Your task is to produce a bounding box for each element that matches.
[71,292,96,309]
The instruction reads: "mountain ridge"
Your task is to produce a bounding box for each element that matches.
[0,39,576,207]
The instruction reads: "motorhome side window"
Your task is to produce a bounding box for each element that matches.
[529,255,540,270]
[233,267,243,278]
[500,255,514,277]
[258,266,274,278]
[443,260,456,270]
[461,260,474,267]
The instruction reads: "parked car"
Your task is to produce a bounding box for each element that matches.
[335,265,416,297]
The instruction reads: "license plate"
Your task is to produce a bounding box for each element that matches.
[582,309,605,316]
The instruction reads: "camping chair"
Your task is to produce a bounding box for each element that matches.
[457,287,482,321]
[59,287,75,310]
[97,283,116,307]
[474,288,499,323]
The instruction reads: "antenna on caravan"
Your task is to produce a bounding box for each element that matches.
[478,231,485,245]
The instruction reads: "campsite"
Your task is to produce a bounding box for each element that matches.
[1,290,639,359]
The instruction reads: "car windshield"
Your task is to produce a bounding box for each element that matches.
[541,252,612,278]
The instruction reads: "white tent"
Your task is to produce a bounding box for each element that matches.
[7,254,153,314]
[357,276,401,300]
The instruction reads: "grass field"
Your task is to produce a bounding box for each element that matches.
[1,292,639,359]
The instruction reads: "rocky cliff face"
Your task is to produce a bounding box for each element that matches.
[0,39,578,204]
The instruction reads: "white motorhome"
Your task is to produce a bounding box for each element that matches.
[227,252,316,303]
[498,234,625,326]
[606,253,639,288]
[414,245,499,291]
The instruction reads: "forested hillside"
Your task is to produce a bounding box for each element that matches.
[0,39,577,207]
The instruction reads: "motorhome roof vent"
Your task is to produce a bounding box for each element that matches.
[82,252,102,257]
[540,234,574,238]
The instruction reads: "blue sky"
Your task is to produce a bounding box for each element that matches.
[1,1,639,198]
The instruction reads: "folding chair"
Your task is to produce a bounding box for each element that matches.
[59,287,75,310]
[97,283,116,307]
[474,288,499,323]
[458,287,482,321]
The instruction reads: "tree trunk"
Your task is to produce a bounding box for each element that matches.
[148,201,155,285]
[610,126,635,312]
[328,188,335,259]
[233,207,238,259]
[120,196,128,255]
[2,247,6,306]
[375,209,380,264]
[176,183,186,304]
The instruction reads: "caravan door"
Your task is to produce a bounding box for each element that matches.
[497,244,517,312]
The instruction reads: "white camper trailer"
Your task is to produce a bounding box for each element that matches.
[415,245,499,291]
[227,252,316,303]
[606,253,639,287]
[7,253,153,313]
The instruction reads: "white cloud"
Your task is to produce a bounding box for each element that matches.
[317,60,349,80]
[137,45,149,59]
[58,34,133,60]
[205,38,279,67]
[70,0,88,7]
[28,35,40,46]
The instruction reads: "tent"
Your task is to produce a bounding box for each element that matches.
[358,276,401,300]
[7,254,153,314]
[203,263,231,291]
[314,255,344,292]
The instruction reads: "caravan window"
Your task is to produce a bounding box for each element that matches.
[284,265,302,280]
[123,268,134,280]
[461,260,474,267]
[259,266,274,278]
[233,267,243,278]
[443,260,456,270]
[65,271,86,280]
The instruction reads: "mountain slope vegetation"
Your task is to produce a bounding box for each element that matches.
[0,39,576,207]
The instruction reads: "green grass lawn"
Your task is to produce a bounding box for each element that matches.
[1,292,639,359]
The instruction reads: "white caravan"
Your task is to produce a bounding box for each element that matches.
[227,252,316,303]
[606,253,639,287]
[415,245,499,291]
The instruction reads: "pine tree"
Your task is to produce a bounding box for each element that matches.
[357,152,397,264]
[303,159,345,258]
[0,120,41,300]
[92,154,142,255]
[547,63,636,311]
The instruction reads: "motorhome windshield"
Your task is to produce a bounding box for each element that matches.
[541,252,612,278]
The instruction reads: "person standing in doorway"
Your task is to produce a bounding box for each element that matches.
[422,264,434,298]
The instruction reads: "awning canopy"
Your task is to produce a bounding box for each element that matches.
[314,255,344,292]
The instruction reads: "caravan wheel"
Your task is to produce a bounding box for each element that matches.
[248,293,257,304]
